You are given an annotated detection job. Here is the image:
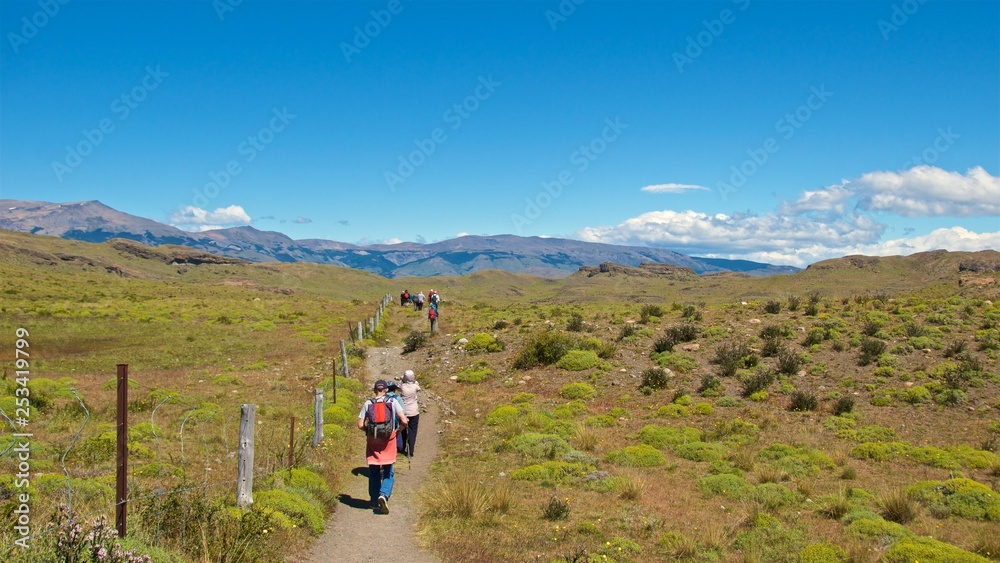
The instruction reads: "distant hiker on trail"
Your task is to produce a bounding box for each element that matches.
[428,304,438,333]
[413,292,425,311]
[357,379,408,515]
[398,370,421,457]
[429,290,440,312]
[400,290,410,307]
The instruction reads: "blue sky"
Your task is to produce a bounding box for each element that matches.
[1,0,997,266]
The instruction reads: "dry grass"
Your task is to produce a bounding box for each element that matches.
[754,465,790,484]
[424,480,512,519]
[818,487,851,520]
[573,423,599,452]
[878,488,919,524]
[616,473,648,501]
[729,447,757,472]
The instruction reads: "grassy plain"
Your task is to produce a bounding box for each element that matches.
[0,230,997,562]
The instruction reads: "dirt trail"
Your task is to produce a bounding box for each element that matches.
[298,344,442,563]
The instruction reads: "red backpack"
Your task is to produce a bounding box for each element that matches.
[364,397,396,439]
[428,308,437,320]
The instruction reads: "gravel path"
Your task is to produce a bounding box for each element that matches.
[297,345,442,563]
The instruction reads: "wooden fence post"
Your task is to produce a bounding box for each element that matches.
[288,416,295,469]
[116,364,129,538]
[312,388,324,447]
[237,404,256,507]
[357,321,363,341]
[332,358,337,404]
[340,339,349,378]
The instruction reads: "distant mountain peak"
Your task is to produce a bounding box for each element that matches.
[0,198,800,278]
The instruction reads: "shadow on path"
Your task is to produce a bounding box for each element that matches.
[350,466,368,477]
[338,493,373,511]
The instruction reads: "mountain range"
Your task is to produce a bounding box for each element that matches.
[0,199,799,278]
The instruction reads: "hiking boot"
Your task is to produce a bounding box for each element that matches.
[377,495,389,515]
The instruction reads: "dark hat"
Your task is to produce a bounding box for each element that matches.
[374,379,387,391]
[387,381,398,391]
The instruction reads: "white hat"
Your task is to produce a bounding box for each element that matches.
[403,369,416,383]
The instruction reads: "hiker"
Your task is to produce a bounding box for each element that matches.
[357,379,408,514]
[400,290,410,307]
[398,370,421,457]
[428,304,438,333]
[414,292,425,311]
[429,290,440,310]
[385,381,405,454]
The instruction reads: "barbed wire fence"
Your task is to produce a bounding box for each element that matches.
[0,293,394,558]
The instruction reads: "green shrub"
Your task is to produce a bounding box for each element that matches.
[857,425,899,443]
[605,444,666,467]
[832,397,854,415]
[640,367,670,390]
[403,330,428,353]
[789,391,819,412]
[904,385,931,404]
[740,368,776,397]
[907,478,1000,521]
[486,405,520,426]
[859,337,887,366]
[850,442,910,462]
[883,537,989,562]
[697,473,753,500]
[254,489,324,535]
[457,365,493,384]
[754,483,801,509]
[556,350,600,371]
[513,331,575,368]
[657,404,689,418]
[638,425,701,449]
[511,392,535,404]
[713,340,759,377]
[507,433,572,461]
[552,400,589,419]
[584,414,616,427]
[267,468,333,506]
[846,517,912,544]
[757,443,834,477]
[777,348,805,375]
[465,332,504,352]
[692,402,713,415]
[598,537,642,558]
[674,441,728,462]
[322,404,354,426]
[511,461,591,483]
[651,351,698,373]
[717,396,740,407]
[799,543,847,563]
[559,382,596,400]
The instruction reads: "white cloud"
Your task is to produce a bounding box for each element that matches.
[701,227,1000,267]
[577,209,884,256]
[640,183,710,194]
[783,166,1000,217]
[455,232,470,238]
[171,205,251,231]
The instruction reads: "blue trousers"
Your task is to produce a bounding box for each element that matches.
[368,463,394,503]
